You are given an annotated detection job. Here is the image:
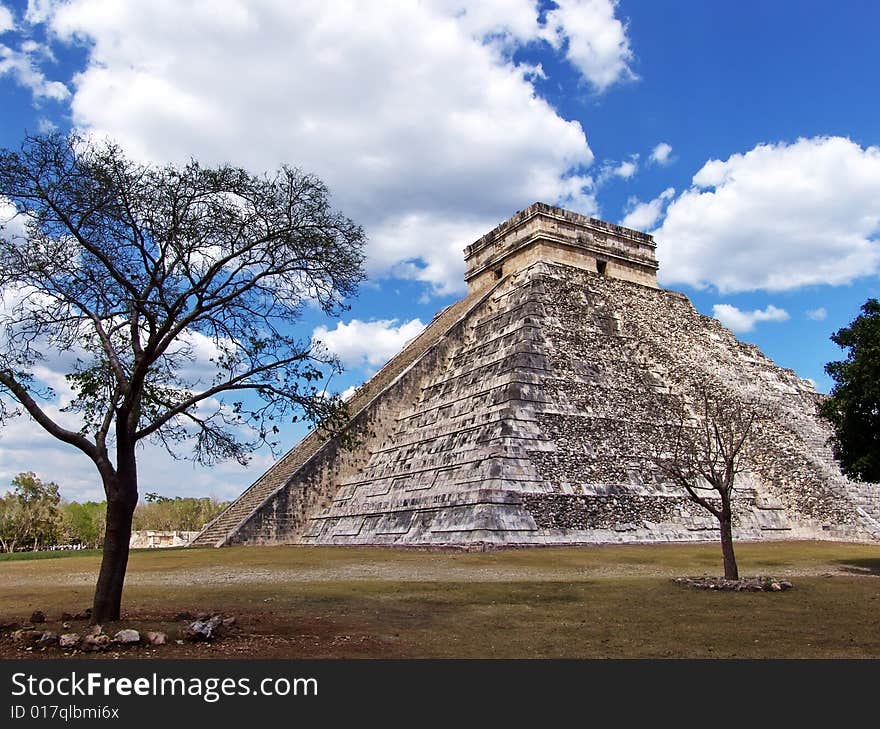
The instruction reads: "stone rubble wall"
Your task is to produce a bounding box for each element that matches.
[525,263,877,542]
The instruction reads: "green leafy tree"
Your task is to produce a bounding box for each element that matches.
[819,298,880,482]
[0,492,26,552]
[0,472,63,551]
[62,500,106,548]
[0,133,365,620]
[133,495,227,532]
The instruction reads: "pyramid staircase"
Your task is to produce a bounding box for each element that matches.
[190,285,495,547]
[301,267,559,543]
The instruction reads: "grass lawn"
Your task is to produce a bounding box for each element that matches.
[1,540,878,658]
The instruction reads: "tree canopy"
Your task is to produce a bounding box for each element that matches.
[0,133,366,618]
[820,298,880,482]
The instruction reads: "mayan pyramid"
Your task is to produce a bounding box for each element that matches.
[191,203,880,548]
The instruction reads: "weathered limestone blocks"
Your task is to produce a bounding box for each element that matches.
[198,204,879,548]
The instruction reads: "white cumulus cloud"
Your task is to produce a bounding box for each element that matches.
[596,154,639,185]
[649,142,672,165]
[655,136,880,292]
[610,158,637,179]
[544,0,636,91]
[620,187,674,231]
[25,0,57,24]
[806,307,827,321]
[0,4,14,33]
[312,318,426,369]
[0,39,69,100]
[0,197,27,240]
[712,303,790,333]
[31,0,643,296]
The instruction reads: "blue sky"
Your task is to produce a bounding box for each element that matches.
[1,0,878,501]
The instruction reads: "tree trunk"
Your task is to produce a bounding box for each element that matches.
[719,512,739,580]
[92,448,138,623]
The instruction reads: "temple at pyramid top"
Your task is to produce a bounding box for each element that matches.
[464,202,659,293]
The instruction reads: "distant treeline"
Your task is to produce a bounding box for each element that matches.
[0,472,228,552]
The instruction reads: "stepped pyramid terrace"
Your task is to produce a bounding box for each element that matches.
[191,203,880,548]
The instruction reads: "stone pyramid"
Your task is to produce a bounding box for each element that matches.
[191,203,880,548]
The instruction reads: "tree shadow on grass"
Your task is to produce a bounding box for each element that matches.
[834,558,880,576]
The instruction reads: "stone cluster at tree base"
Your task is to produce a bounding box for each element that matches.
[194,203,880,549]
[1,607,238,653]
[674,576,794,592]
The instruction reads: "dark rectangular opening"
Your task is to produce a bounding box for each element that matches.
[494,266,503,280]
[597,260,608,276]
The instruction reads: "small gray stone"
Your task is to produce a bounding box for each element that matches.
[113,629,140,644]
[37,631,58,647]
[11,629,41,646]
[81,633,111,652]
[85,624,103,637]
[145,631,166,646]
[59,633,80,649]
[184,615,224,642]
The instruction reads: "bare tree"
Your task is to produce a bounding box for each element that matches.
[0,133,365,621]
[650,386,758,580]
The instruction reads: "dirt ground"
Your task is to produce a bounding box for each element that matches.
[2,540,879,658]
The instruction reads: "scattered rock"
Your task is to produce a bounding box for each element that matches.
[0,621,20,632]
[221,616,236,628]
[184,615,224,642]
[81,633,111,652]
[195,611,210,621]
[62,622,71,630]
[674,576,794,592]
[145,631,167,646]
[11,629,41,646]
[86,624,103,637]
[59,633,80,649]
[30,610,45,624]
[60,612,73,621]
[73,608,92,620]
[112,629,140,645]
[37,631,58,647]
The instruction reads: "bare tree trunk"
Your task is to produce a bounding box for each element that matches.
[92,447,138,623]
[719,510,739,580]
[92,490,137,622]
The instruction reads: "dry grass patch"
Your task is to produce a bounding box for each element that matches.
[1,540,878,658]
